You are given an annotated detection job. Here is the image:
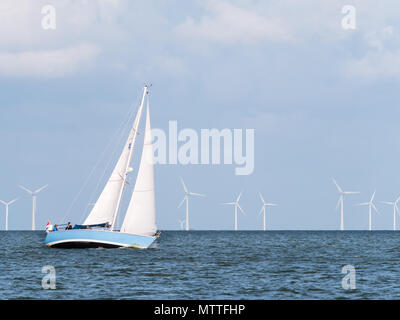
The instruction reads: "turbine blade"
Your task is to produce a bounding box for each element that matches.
[258,206,265,216]
[178,197,186,208]
[189,192,206,197]
[344,191,360,194]
[372,202,379,214]
[356,202,369,206]
[19,185,33,194]
[335,196,342,210]
[35,184,48,194]
[0,200,6,205]
[332,178,343,193]
[370,190,376,202]
[237,204,245,215]
[180,177,188,194]
[258,192,266,204]
[381,201,394,205]
[266,203,278,206]
[236,191,243,203]
[8,198,18,205]
[222,202,235,205]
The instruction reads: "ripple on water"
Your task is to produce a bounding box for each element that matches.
[1,230,400,299]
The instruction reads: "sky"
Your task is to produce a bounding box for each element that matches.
[1,0,400,230]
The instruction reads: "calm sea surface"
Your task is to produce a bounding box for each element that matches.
[1,231,400,299]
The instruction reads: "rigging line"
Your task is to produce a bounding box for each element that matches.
[61,111,132,225]
[80,88,145,223]
[86,89,144,209]
[61,89,143,224]
[80,93,143,224]
[86,107,133,203]
[112,89,149,230]
[77,108,135,224]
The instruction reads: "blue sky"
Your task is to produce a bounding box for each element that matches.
[2,0,400,230]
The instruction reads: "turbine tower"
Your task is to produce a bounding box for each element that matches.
[19,184,48,230]
[178,178,205,231]
[258,192,277,231]
[223,192,245,231]
[332,178,359,231]
[357,191,379,231]
[382,196,400,231]
[0,198,18,231]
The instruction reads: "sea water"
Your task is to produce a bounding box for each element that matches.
[0,231,399,299]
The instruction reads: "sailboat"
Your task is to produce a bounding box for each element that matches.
[44,85,159,249]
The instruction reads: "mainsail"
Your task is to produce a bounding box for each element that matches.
[83,87,148,226]
[120,101,157,236]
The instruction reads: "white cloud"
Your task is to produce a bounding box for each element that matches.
[175,1,292,45]
[364,26,394,50]
[344,26,400,80]
[0,0,123,78]
[0,44,100,77]
[3,0,124,47]
[2,0,400,81]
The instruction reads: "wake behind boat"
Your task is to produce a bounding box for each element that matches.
[44,85,159,249]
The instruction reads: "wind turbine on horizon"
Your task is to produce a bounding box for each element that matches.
[357,191,379,231]
[19,184,48,231]
[258,193,277,231]
[332,178,360,231]
[223,192,245,231]
[178,177,205,231]
[178,219,185,230]
[382,196,400,231]
[0,198,18,231]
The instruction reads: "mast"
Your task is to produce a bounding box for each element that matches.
[110,85,148,230]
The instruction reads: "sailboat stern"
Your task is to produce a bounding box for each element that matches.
[44,229,157,249]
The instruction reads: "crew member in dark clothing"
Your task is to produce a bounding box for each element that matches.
[66,222,73,230]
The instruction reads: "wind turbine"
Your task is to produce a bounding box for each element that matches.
[332,178,360,231]
[0,198,18,231]
[223,192,245,231]
[178,219,185,230]
[381,195,400,231]
[178,178,205,231]
[258,193,277,231]
[19,184,48,230]
[357,191,379,231]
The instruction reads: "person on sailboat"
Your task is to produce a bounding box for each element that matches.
[53,224,58,231]
[66,222,72,230]
[45,221,53,233]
